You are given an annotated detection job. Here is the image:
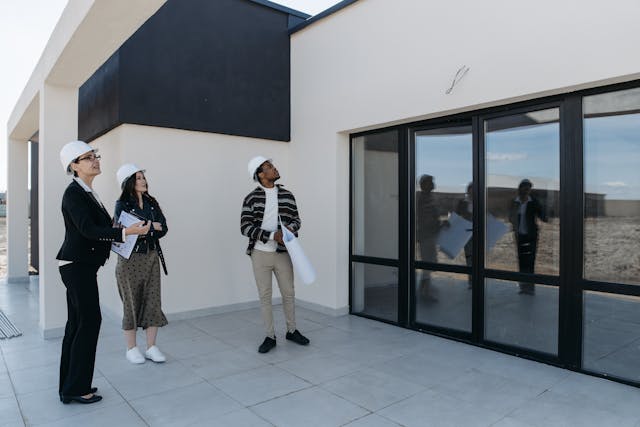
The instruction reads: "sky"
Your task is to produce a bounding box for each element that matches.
[0,0,341,193]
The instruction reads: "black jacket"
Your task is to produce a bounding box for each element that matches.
[114,196,168,254]
[56,180,123,265]
[509,196,547,238]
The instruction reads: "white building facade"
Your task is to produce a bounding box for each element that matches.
[7,0,640,386]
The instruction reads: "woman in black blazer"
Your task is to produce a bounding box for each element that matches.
[56,141,150,404]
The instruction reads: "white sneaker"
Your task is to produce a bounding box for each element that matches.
[145,345,166,363]
[126,347,145,364]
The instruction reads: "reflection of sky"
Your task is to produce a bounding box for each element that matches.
[416,133,471,193]
[585,114,640,200]
[415,113,640,200]
[486,123,559,186]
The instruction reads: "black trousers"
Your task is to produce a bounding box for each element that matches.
[59,262,102,396]
[516,233,537,293]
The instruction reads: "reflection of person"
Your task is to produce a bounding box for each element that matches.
[241,156,310,353]
[416,174,445,299]
[509,179,547,295]
[114,164,169,364]
[455,182,473,289]
[57,141,149,404]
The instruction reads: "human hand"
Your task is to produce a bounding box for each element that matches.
[152,222,163,231]
[274,230,284,245]
[125,221,151,236]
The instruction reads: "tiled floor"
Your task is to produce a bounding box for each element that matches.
[2,278,640,426]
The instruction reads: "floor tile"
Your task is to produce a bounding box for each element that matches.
[196,408,272,426]
[35,402,146,427]
[9,363,60,396]
[211,365,310,406]
[181,349,267,380]
[321,367,425,412]
[0,397,24,426]
[344,413,401,426]
[251,386,368,427]
[3,344,61,372]
[155,335,233,360]
[276,352,363,385]
[130,381,242,426]
[17,377,122,425]
[431,368,543,414]
[0,372,16,398]
[105,360,202,400]
[378,389,505,427]
[508,390,638,427]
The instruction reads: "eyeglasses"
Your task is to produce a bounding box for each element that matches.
[75,154,101,163]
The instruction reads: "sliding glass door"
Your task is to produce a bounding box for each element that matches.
[349,81,640,386]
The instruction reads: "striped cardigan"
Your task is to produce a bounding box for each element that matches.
[240,185,301,255]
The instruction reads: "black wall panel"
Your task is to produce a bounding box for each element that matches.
[79,0,297,143]
[78,52,120,142]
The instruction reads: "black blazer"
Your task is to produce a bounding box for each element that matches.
[509,196,548,238]
[56,180,124,265]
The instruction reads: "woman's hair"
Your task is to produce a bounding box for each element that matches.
[118,172,163,214]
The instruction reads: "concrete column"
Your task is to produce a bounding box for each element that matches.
[38,83,78,338]
[6,137,29,283]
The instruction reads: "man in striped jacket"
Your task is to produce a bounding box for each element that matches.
[241,156,310,353]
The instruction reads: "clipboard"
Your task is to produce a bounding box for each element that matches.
[111,211,142,259]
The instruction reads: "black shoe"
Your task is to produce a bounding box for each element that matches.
[258,337,276,353]
[59,387,98,402]
[61,394,102,404]
[286,330,310,346]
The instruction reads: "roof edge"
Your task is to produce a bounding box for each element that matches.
[288,0,359,35]
[248,0,310,19]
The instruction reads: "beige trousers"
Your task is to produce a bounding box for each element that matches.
[250,249,296,338]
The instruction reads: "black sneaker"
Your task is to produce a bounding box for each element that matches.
[286,330,310,346]
[258,336,276,353]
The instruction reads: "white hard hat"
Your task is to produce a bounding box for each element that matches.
[247,156,271,181]
[116,163,145,188]
[59,140,96,175]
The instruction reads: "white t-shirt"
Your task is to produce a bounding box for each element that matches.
[254,185,278,252]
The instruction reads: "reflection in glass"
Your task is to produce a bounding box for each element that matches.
[484,278,558,355]
[352,131,399,259]
[485,109,560,276]
[415,270,471,332]
[415,126,473,270]
[584,88,640,285]
[583,291,640,382]
[352,263,398,322]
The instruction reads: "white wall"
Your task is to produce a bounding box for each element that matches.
[91,124,292,319]
[289,0,640,312]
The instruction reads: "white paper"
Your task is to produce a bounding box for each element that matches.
[486,214,508,252]
[280,218,316,285]
[437,212,472,259]
[111,211,141,259]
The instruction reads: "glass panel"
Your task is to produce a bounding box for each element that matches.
[485,109,560,276]
[484,278,558,355]
[415,270,471,332]
[352,131,399,259]
[415,126,473,266]
[583,291,640,382]
[584,88,640,285]
[351,262,398,322]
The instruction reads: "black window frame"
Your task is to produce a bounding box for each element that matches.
[349,79,640,388]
